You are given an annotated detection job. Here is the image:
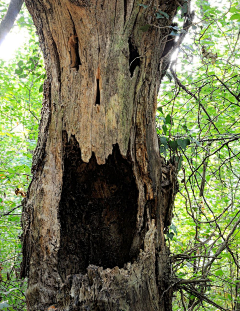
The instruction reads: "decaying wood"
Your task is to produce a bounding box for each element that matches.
[55,221,167,311]
[21,0,184,310]
[68,34,80,68]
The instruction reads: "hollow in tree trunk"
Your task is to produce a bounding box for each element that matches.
[21,1,182,310]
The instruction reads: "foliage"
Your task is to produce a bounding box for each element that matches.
[158,0,240,309]
[0,4,43,310]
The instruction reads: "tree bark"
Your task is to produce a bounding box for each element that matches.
[21,1,181,310]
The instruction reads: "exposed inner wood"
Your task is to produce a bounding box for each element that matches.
[68,33,81,69]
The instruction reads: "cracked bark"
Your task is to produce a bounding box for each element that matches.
[21,1,181,310]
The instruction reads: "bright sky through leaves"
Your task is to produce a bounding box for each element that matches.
[0,28,30,60]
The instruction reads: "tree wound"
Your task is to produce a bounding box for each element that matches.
[128,38,140,77]
[58,133,139,281]
[68,34,81,69]
[95,78,100,105]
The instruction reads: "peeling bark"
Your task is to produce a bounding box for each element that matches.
[21,1,182,310]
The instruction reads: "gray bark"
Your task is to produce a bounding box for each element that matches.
[0,0,24,45]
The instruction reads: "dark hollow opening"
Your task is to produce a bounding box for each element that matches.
[75,36,81,67]
[58,133,139,281]
[128,38,140,77]
[95,78,100,105]
[124,0,127,24]
[73,35,81,70]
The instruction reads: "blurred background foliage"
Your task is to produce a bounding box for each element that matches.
[0,3,43,310]
[0,0,240,310]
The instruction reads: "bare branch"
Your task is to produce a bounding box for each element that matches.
[170,65,221,134]
[0,204,22,218]
[0,0,24,45]
[203,216,240,273]
[174,278,210,285]
[181,285,230,311]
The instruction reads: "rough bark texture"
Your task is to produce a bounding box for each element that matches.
[21,1,181,310]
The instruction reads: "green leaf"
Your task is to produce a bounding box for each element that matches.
[162,125,167,135]
[7,168,15,174]
[138,4,149,9]
[158,10,169,19]
[170,31,179,36]
[181,2,188,17]
[176,155,183,171]
[160,146,167,157]
[15,68,23,75]
[229,6,239,13]
[169,140,178,151]
[177,138,190,150]
[230,13,240,21]
[170,223,178,235]
[19,74,28,78]
[156,12,164,19]
[167,232,174,240]
[139,24,151,32]
[157,107,163,113]
[165,114,171,124]
[18,16,25,23]
[39,84,44,93]
[160,136,168,146]
[215,269,224,276]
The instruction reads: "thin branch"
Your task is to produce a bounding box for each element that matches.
[174,278,210,285]
[180,289,187,311]
[203,216,240,273]
[214,75,240,101]
[170,65,221,134]
[181,285,230,311]
[0,204,22,218]
[187,136,240,183]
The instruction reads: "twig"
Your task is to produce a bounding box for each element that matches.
[181,285,230,311]
[0,204,22,218]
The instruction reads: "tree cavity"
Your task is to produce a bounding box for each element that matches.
[128,38,140,77]
[95,78,100,105]
[58,133,139,281]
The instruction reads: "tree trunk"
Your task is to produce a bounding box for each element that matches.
[21,1,180,310]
